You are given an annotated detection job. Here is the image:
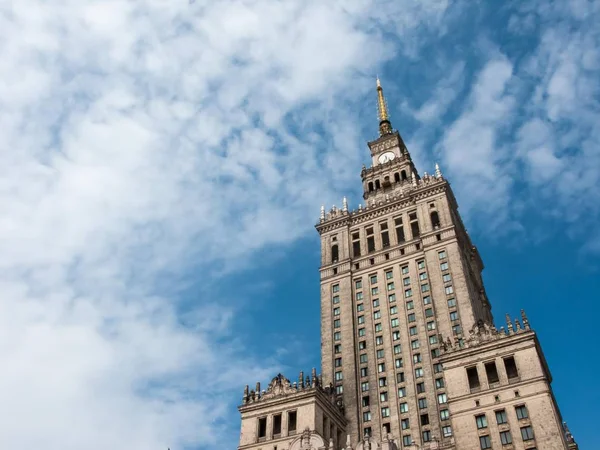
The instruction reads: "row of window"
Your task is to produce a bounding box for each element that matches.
[256,411,297,440]
[467,357,519,392]
[479,426,534,449]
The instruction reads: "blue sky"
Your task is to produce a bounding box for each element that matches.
[0,0,597,449]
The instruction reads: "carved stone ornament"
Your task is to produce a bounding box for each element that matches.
[261,373,298,400]
[289,428,326,450]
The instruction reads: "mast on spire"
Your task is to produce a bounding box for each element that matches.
[376,77,392,136]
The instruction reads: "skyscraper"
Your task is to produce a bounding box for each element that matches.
[237,81,577,450]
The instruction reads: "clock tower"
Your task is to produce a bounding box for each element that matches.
[362,79,420,205]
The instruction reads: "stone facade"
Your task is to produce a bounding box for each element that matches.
[237,81,577,450]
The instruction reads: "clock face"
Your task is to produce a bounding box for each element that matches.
[378,151,396,164]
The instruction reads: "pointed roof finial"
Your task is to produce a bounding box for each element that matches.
[342,196,348,212]
[376,77,392,136]
[435,163,442,178]
[320,205,325,221]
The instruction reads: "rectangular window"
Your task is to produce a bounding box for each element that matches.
[357,303,364,312]
[371,287,379,295]
[438,250,447,259]
[356,291,363,300]
[381,231,390,248]
[418,398,427,409]
[411,339,420,349]
[421,283,430,292]
[425,308,433,317]
[495,409,508,424]
[381,407,390,418]
[393,344,402,354]
[403,277,411,286]
[258,417,267,438]
[423,295,431,305]
[355,279,363,289]
[452,324,462,335]
[447,298,456,307]
[422,430,431,442]
[415,368,424,378]
[476,414,488,429]
[440,409,449,420]
[409,212,420,237]
[417,260,425,270]
[403,435,412,446]
[332,284,339,293]
[445,286,454,295]
[395,218,406,243]
[391,318,399,328]
[401,418,410,430]
[358,315,365,324]
[409,326,418,336]
[380,391,388,402]
[413,353,421,364]
[431,348,440,358]
[366,227,375,252]
[358,341,366,350]
[408,313,416,322]
[398,387,406,398]
[421,413,430,426]
[405,288,413,298]
[361,381,369,392]
[358,328,365,336]
[393,331,401,341]
[395,358,403,368]
[273,414,282,436]
[416,382,425,394]
[333,307,340,316]
[504,356,519,380]
[335,371,343,381]
[370,274,378,284]
[429,335,439,345]
[442,426,452,437]
[485,361,500,384]
[379,377,387,387]
[438,393,447,404]
[500,430,512,445]
[467,366,480,391]
[360,354,368,363]
[419,272,428,281]
[515,405,529,420]
[334,331,341,340]
[335,358,342,367]
[373,310,381,319]
[389,294,396,303]
[376,337,384,346]
[375,323,383,332]
[479,435,491,449]
[397,372,405,383]
[442,273,452,282]
[361,367,368,377]
[400,402,408,413]
[336,385,343,395]
[387,282,395,291]
[434,363,443,373]
[378,363,386,373]
[332,295,340,304]
[385,270,393,279]
[390,306,398,314]
[440,262,449,270]
[334,344,342,354]
[435,378,445,389]
[288,411,297,434]
[521,426,534,441]
[450,311,459,321]
[363,411,371,422]
[406,300,414,310]
[362,396,370,407]
[401,265,409,275]
[373,299,380,307]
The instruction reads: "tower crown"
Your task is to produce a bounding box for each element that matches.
[376,78,392,136]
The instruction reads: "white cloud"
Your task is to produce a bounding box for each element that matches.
[0,1,452,449]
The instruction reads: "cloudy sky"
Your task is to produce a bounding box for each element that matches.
[0,0,598,448]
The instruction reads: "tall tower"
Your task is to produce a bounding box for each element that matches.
[314,80,559,448]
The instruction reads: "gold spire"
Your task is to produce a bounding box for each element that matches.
[376,77,392,136]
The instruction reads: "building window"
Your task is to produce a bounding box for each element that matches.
[442,273,452,283]
[406,300,414,310]
[403,277,411,286]
[440,262,449,270]
[361,381,369,392]
[397,372,405,383]
[380,391,388,402]
[387,282,395,291]
[394,344,402,354]
[485,361,500,384]
[391,318,399,328]
[420,413,430,426]
[370,274,378,284]
[389,294,396,303]
[258,417,267,439]
[409,326,418,336]
[366,227,375,253]
[408,313,416,322]
[373,298,380,307]
[386,270,393,279]
[398,387,406,398]
[376,337,384,346]
[418,398,427,409]
[333,307,340,316]
[395,358,403,368]
[400,402,408,413]
[520,426,534,441]
[431,348,440,358]
[434,363,443,373]
[402,435,412,446]
[381,223,390,248]
[504,356,519,380]
[334,344,342,354]
[332,295,340,304]
[415,368,424,378]
[452,324,462,335]
[476,414,488,429]
[425,308,434,317]
[447,298,456,307]
[361,367,368,377]
[378,363,386,373]
[395,218,406,243]
[401,265,409,275]
[336,385,343,395]
[357,303,364,312]
[375,323,383,332]
[381,407,390,418]
[423,430,431,442]
[495,409,508,424]
[440,409,449,420]
[431,211,441,228]
[442,426,452,437]
[479,435,492,449]
[435,378,445,389]
[445,285,454,295]
[332,284,339,293]
[355,279,362,289]
[331,245,339,263]
[411,339,420,349]
[393,331,401,340]
[358,315,365,324]
[335,371,343,381]
[467,366,480,391]
[417,260,425,270]
[287,411,297,435]
[419,272,428,281]
[416,382,425,394]
[335,358,342,367]
[500,430,513,445]
[390,306,398,314]
[450,311,459,321]
[413,354,421,364]
[430,335,439,345]
[515,405,529,420]
[421,283,430,292]
[362,396,370,407]
[356,292,363,300]
[373,310,381,319]
[401,418,410,430]
[438,250,447,259]
[379,377,387,387]
[334,331,341,340]
[438,393,447,404]
[371,287,379,295]
[358,341,366,350]
[358,328,365,336]
[423,295,431,305]
[363,411,371,422]
[360,354,368,363]
[405,288,413,298]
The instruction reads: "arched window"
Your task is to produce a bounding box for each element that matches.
[375,179,381,189]
[331,244,339,263]
[368,182,374,192]
[431,211,440,229]
[401,170,407,181]
[394,173,400,183]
